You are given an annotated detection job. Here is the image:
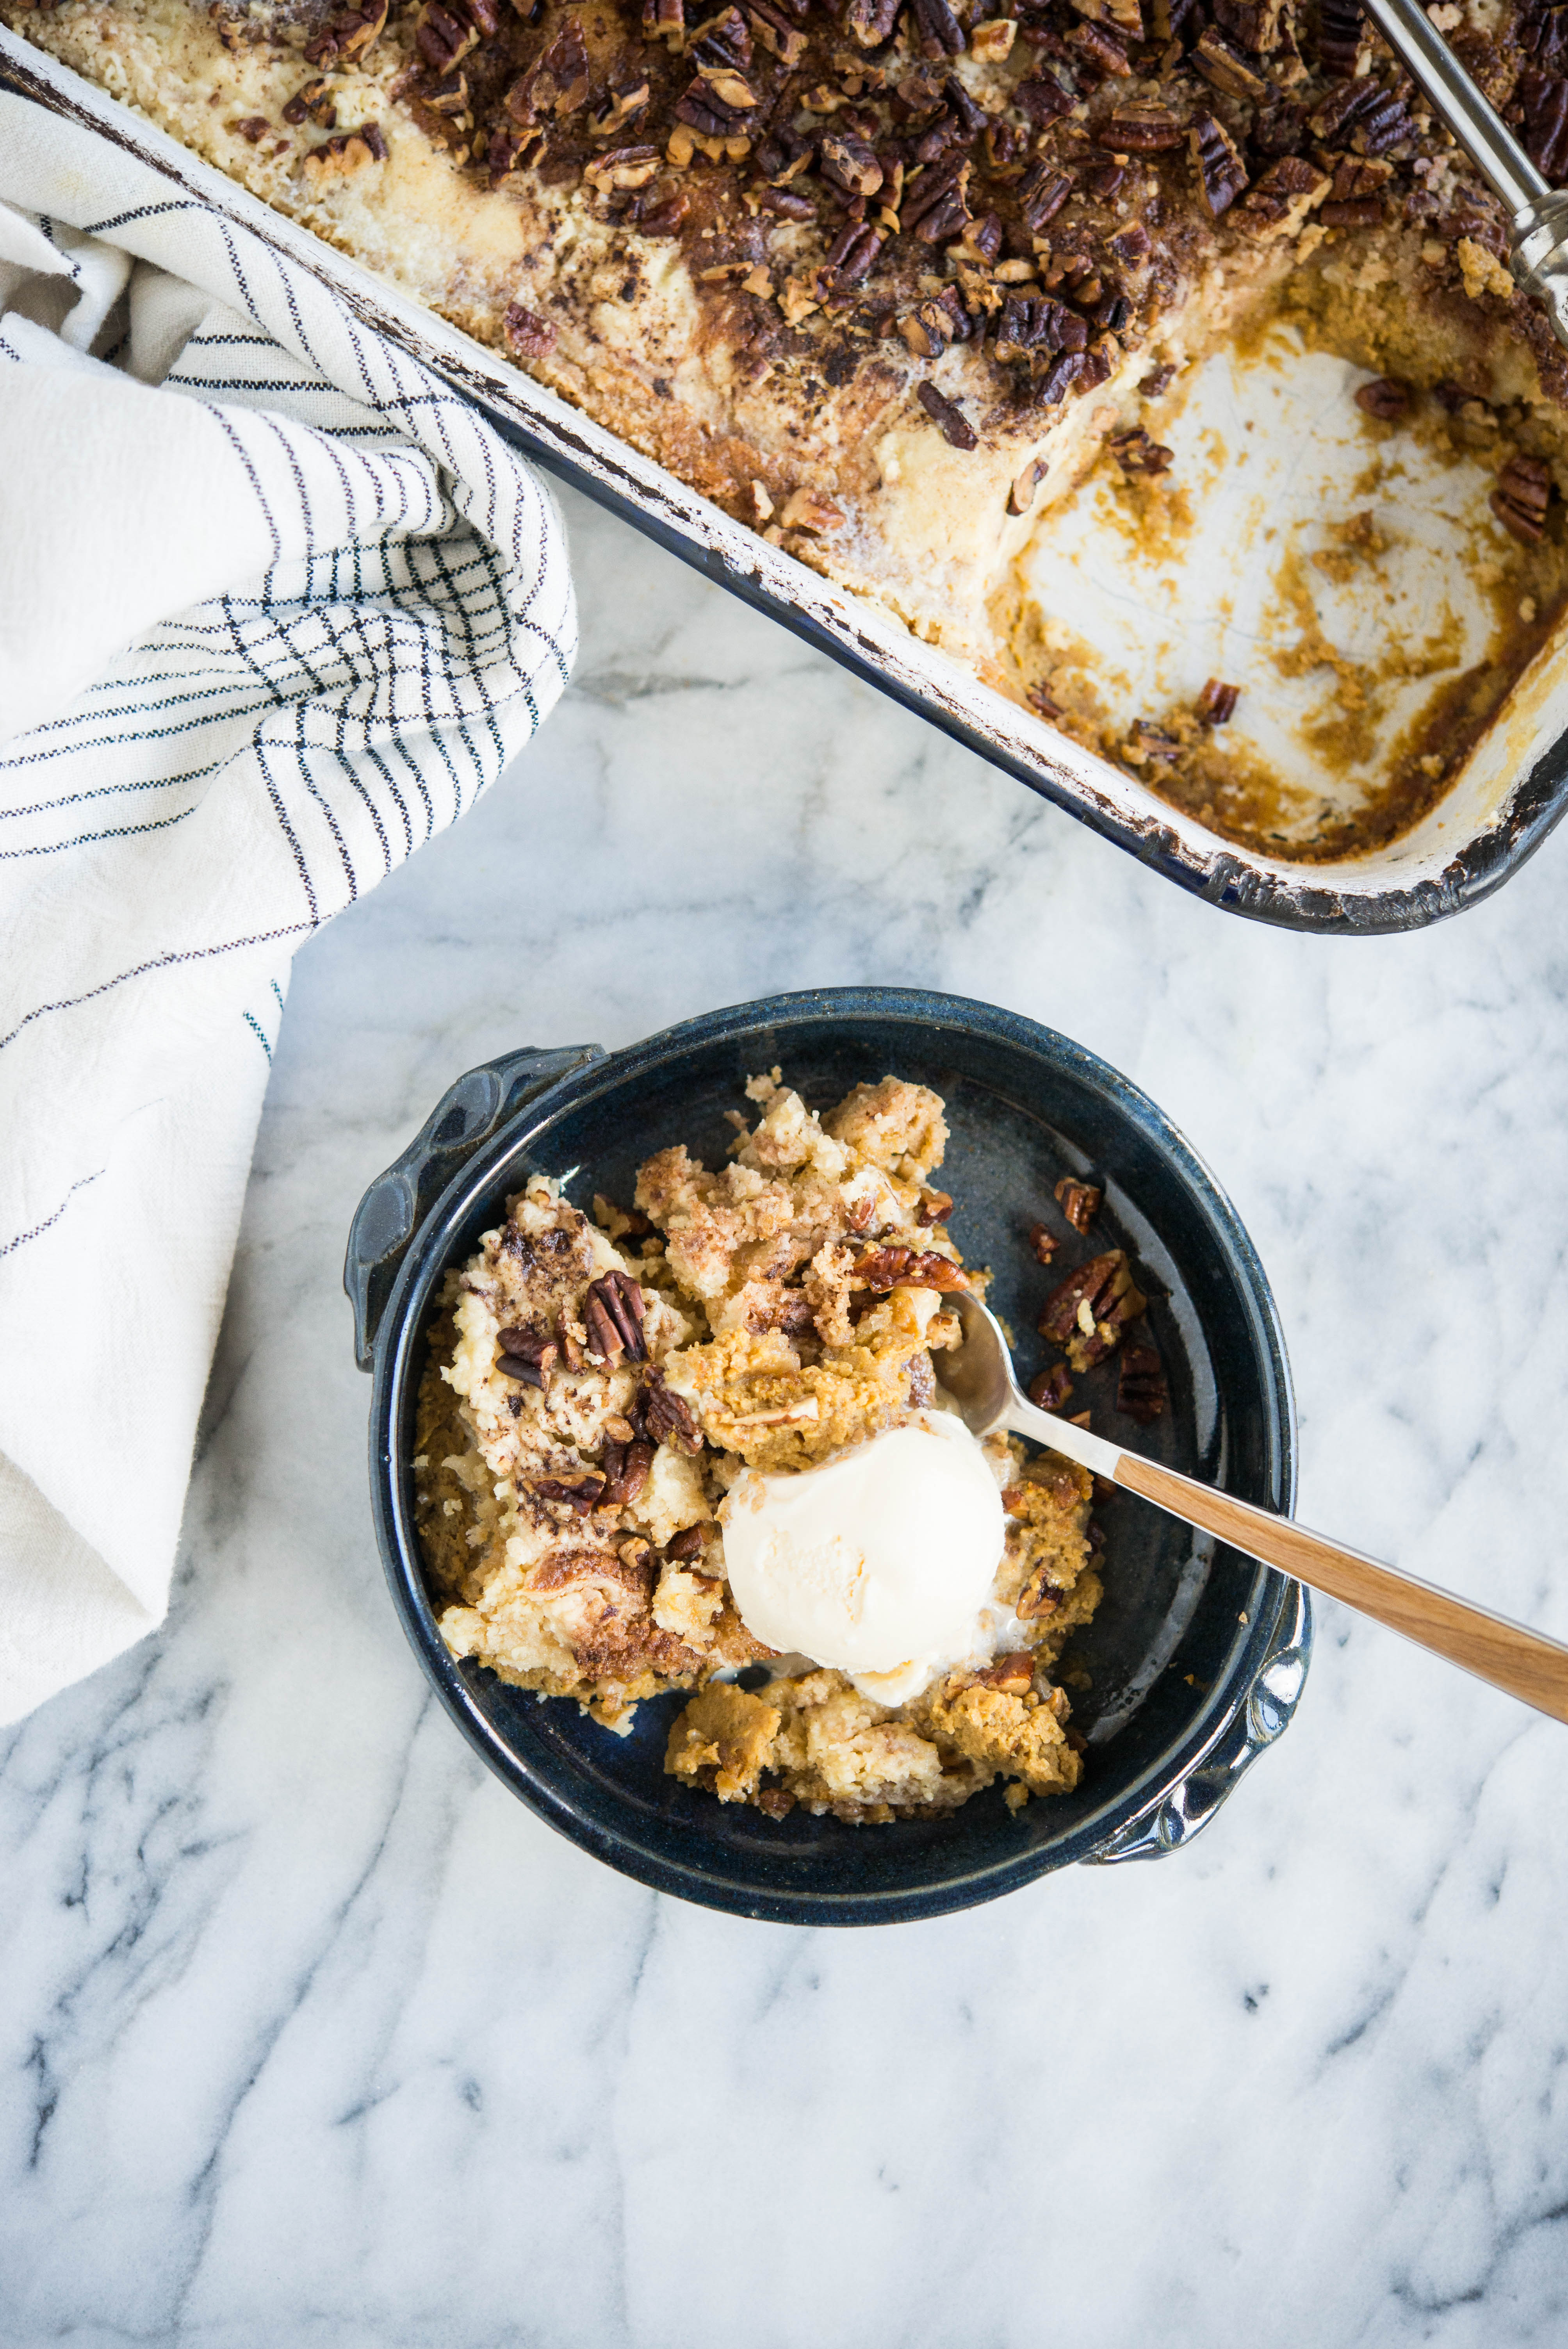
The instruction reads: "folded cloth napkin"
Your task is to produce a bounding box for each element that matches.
[0,94,576,1723]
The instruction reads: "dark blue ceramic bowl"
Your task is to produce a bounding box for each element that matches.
[346,989,1310,1925]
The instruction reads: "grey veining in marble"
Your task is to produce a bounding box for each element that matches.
[4,486,1568,2349]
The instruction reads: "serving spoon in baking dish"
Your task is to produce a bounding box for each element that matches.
[935,1290,1568,1725]
[1360,0,1568,351]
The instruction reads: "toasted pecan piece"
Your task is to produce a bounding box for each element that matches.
[850,1244,968,1292]
[1117,1342,1169,1424]
[583,1269,648,1365]
[1492,454,1552,543]
[1054,1175,1101,1234]
[1039,1249,1146,1371]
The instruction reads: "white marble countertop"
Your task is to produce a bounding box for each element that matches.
[5,484,1568,2348]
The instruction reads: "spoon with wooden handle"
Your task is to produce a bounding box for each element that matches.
[934,1289,1568,1725]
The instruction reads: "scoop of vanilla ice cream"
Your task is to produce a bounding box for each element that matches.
[719,1412,1007,1702]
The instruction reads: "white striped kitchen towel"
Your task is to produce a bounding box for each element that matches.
[0,93,577,1723]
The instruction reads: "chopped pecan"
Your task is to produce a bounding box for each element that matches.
[1101,104,1184,153]
[1015,1567,1063,1620]
[1010,462,1045,517]
[1192,25,1265,97]
[1069,19,1132,77]
[757,1784,796,1819]
[970,16,1016,59]
[820,130,884,197]
[1317,0,1364,77]
[972,1652,1035,1694]
[747,0,806,63]
[755,127,814,184]
[824,220,884,282]
[995,294,1084,362]
[900,285,970,356]
[232,115,271,143]
[1197,677,1241,725]
[1018,159,1074,233]
[488,125,546,184]
[1028,1360,1075,1412]
[903,157,973,243]
[1081,0,1143,25]
[1345,86,1411,157]
[583,1269,649,1364]
[497,1320,559,1389]
[1039,1249,1146,1371]
[850,1244,968,1292]
[1126,718,1181,764]
[1117,1342,1169,1423]
[585,143,661,190]
[1189,113,1249,218]
[600,1437,655,1505]
[1016,72,1074,127]
[1492,454,1552,542]
[592,78,650,139]
[911,0,966,57]
[1333,155,1393,200]
[304,0,388,66]
[503,300,556,356]
[419,68,469,116]
[644,1371,705,1454]
[1321,196,1384,229]
[530,1472,607,1515]
[1028,1221,1058,1265]
[916,381,978,449]
[1107,426,1173,475]
[1031,349,1088,409]
[691,5,757,109]
[918,1187,954,1224]
[1212,0,1281,46]
[1237,155,1329,237]
[643,0,685,41]
[638,187,691,234]
[301,124,387,181]
[665,1524,709,1562]
[509,20,590,121]
[846,0,900,39]
[415,0,480,73]
[283,77,337,128]
[779,485,845,532]
[1054,1175,1101,1233]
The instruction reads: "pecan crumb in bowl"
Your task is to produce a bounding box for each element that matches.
[347,990,1310,1924]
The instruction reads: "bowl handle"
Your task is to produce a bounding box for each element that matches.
[1082,1581,1311,1866]
[344,1044,603,1370]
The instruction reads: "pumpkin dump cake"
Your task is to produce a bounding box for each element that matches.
[14,0,1568,849]
[413,1073,1136,1821]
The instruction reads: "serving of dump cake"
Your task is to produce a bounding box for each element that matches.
[413,1072,1142,1821]
[10,0,1568,855]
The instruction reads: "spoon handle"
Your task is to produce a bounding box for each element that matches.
[1009,1401,1568,1724]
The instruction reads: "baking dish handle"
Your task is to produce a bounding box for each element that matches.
[1082,1580,1311,1866]
[344,1043,604,1371]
